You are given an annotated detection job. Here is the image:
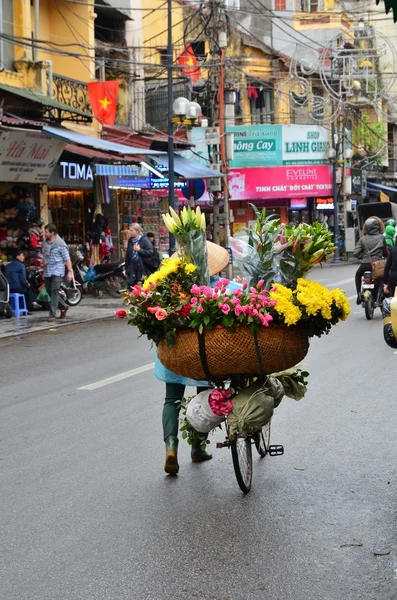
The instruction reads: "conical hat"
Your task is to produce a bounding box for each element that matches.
[172,241,229,276]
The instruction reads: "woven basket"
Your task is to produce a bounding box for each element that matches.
[157,325,309,380]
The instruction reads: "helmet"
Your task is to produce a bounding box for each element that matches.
[386,219,396,228]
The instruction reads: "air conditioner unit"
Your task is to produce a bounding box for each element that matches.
[207,164,222,192]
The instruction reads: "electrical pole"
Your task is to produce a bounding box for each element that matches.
[167,0,176,254]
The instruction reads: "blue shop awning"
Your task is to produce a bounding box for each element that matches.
[151,155,222,179]
[367,182,397,194]
[42,125,165,157]
[95,164,143,176]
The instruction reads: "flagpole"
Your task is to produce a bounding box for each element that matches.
[167,0,176,255]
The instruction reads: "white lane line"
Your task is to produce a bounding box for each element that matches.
[313,276,354,287]
[78,362,154,391]
[347,294,357,301]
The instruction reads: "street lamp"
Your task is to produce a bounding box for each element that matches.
[327,145,353,262]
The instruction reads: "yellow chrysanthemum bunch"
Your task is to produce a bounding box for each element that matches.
[269,278,350,333]
[269,283,303,326]
[142,258,197,290]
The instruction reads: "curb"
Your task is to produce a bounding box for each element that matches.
[0,313,116,341]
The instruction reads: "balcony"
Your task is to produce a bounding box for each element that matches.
[49,73,92,116]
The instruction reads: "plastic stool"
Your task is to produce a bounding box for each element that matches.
[9,293,28,317]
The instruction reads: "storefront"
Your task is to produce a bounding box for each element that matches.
[47,155,95,244]
[0,126,65,265]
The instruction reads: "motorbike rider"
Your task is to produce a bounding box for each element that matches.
[353,216,387,305]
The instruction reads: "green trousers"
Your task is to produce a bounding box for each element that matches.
[162,383,207,442]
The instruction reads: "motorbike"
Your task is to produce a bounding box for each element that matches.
[0,268,12,319]
[73,259,126,298]
[27,267,83,308]
[360,270,384,320]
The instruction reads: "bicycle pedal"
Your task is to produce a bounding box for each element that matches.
[216,442,229,449]
[268,445,284,456]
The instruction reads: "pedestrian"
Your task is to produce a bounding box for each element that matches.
[156,242,232,475]
[5,248,34,313]
[353,216,386,305]
[43,224,73,322]
[146,232,162,270]
[125,224,155,287]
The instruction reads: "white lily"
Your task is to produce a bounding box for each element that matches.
[195,206,202,227]
[169,206,182,227]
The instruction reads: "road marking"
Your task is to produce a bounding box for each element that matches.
[313,276,354,287]
[78,362,154,391]
[347,294,357,301]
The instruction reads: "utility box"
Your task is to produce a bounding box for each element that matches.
[207,164,222,192]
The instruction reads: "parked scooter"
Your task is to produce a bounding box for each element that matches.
[360,270,384,320]
[73,259,126,298]
[0,267,12,318]
[27,267,83,308]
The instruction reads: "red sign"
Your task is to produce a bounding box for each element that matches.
[228,165,333,201]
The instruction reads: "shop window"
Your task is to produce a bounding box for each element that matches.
[189,41,206,63]
[274,0,286,9]
[300,0,321,11]
[248,84,274,125]
[158,48,168,66]
[1,0,14,71]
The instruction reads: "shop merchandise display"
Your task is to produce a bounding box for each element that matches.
[0,186,41,264]
[120,190,169,256]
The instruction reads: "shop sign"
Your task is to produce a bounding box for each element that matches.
[282,125,330,165]
[226,125,330,168]
[227,125,281,168]
[60,161,93,181]
[290,198,308,210]
[48,156,94,189]
[149,165,190,190]
[108,176,151,189]
[0,129,65,183]
[316,197,334,210]
[228,165,333,201]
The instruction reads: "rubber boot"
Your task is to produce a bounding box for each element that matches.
[191,443,213,463]
[164,436,179,475]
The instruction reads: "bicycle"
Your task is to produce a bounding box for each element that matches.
[215,378,284,494]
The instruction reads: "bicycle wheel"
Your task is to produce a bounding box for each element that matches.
[254,420,271,458]
[230,436,253,494]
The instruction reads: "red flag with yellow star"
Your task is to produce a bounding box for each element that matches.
[87,80,119,125]
[177,44,201,83]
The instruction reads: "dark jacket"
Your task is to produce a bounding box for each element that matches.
[5,258,28,291]
[384,245,397,284]
[353,218,386,264]
[125,234,154,284]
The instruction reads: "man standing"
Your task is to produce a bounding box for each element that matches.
[43,224,73,322]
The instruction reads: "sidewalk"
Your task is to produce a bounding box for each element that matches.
[0,295,123,339]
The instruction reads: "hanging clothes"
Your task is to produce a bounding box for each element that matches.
[247,82,258,100]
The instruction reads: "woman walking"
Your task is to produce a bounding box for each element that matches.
[125,224,154,287]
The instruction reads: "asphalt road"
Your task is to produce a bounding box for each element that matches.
[1,264,397,600]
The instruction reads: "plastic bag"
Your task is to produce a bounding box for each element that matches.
[84,266,96,282]
[186,390,224,433]
[178,229,209,286]
[227,384,274,437]
[229,237,300,289]
[36,287,51,304]
[382,298,397,349]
